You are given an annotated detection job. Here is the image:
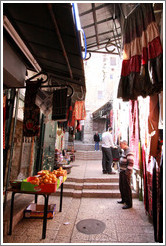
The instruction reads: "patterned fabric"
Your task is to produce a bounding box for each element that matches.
[117,3,163,101]
[3,95,7,149]
[148,94,159,157]
[23,81,41,137]
[52,88,68,121]
[142,145,149,212]
[72,100,86,120]
[129,100,140,169]
[35,89,53,116]
[119,147,134,171]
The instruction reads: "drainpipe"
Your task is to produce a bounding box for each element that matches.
[3,89,19,210]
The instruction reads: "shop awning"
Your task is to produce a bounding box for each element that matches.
[3,3,86,98]
[92,100,113,120]
[77,3,163,56]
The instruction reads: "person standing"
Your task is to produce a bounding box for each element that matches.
[117,140,134,209]
[101,127,116,174]
[94,131,100,151]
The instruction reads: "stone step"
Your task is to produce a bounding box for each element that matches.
[67,177,119,183]
[75,150,102,160]
[54,188,138,199]
[64,181,119,190]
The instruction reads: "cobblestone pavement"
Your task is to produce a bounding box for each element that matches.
[3,159,156,244]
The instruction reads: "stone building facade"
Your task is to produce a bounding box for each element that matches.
[75,52,121,149]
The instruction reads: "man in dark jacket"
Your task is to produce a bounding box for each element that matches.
[94,131,100,151]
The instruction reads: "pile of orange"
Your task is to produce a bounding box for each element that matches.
[29,170,57,185]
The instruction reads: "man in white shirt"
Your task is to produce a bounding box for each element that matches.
[102,127,116,174]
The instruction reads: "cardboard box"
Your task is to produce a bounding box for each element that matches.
[21,177,57,193]
[24,203,56,219]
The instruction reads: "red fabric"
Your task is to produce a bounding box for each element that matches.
[129,100,140,169]
[73,101,86,120]
[121,37,162,76]
[148,94,159,157]
[109,109,113,128]
[117,3,163,101]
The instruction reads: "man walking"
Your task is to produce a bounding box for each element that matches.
[94,131,100,151]
[117,140,134,209]
[101,127,116,174]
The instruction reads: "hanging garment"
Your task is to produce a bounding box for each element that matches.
[52,88,68,121]
[23,81,41,137]
[142,145,149,213]
[148,94,159,157]
[72,100,86,120]
[3,95,7,149]
[129,100,139,169]
[117,3,163,101]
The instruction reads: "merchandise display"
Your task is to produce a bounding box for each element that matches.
[10,167,67,193]
[24,203,56,219]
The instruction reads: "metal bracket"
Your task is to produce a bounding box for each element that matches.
[26,71,49,83]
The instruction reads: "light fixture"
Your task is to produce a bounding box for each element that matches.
[3,15,41,72]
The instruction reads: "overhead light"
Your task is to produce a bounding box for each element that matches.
[3,15,41,72]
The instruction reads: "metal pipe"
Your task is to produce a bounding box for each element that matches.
[47,3,73,79]
[3,89,19,211]
[6,84,74,99]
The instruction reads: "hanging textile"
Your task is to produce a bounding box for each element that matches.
[66,98,75,127]
[152,157,162,242]
[148,93,159,157]
[117,3,163,101]
[142,145,149,212]
[109,109,113,128]
[52,88,68,121]
[3,94,7,149]
[72,101,86,120]
[23,81,41,137]
[129,100,139,169]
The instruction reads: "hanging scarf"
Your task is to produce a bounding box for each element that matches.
[117,3,163,101]
[148,93,159,157]
[73,100,86,120]
[129,100,139,169]
[23,81,41,137]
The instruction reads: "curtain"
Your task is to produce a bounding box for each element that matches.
[129,100,139,169]
[117,3,163,101]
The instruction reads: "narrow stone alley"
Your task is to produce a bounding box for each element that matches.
[3,155,155,244]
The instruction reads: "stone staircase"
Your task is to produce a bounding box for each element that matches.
[54,176,139,199]
[75,150,102,160]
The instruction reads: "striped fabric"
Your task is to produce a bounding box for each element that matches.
[119,147,134,171]
[117,3,163,101]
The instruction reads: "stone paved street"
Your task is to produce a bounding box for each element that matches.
[3,159,156,244]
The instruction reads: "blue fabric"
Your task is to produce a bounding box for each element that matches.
[95,142,99,151]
